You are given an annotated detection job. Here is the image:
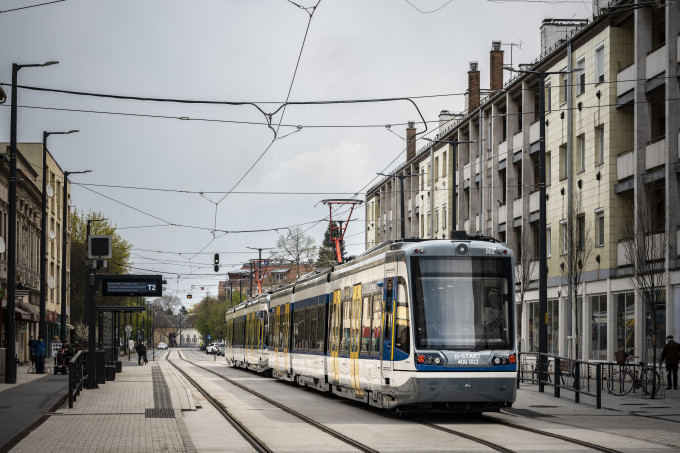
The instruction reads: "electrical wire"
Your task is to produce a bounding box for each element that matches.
[0,0,65,14]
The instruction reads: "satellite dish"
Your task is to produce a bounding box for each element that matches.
[46,184,54,198]
[0,237,5,254]
[47,275,55,289]
[49,230,56,240]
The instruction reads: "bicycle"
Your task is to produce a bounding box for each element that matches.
[607,348,662,396]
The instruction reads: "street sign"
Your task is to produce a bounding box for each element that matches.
[207,334,211,339]
[100,274,163,297]
[125,324,132,333]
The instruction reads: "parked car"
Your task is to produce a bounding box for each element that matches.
[216,343,225,356]
[206,342,219,354]
[157,342,168,350]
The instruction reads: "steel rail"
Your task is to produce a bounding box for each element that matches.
[178,351,379,453]
[166,351,272,453]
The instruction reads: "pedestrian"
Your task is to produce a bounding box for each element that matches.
[128,338,134,354]
[135,342,148,365]
[31,336,46,374]
[27,336,35,366]
[660,334,680,390]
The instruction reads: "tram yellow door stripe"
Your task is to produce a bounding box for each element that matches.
[331,290,340,382]
[350,285,361,391]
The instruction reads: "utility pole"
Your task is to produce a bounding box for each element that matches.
[246,247,272,295]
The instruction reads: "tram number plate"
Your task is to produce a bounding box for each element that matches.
[452,353,480,365]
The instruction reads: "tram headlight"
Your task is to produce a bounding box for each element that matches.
[492,357,501,366]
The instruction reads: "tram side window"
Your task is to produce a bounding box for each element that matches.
[340,298,351,353]
[305,305,314,350]
[394,279,410,355]
[371,295,382,354]
[293,309,302,349]
[262,311,268,348]
[317,303,326,351]
[360,296,372,354]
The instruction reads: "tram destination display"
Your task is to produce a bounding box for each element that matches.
[100,274,163,297]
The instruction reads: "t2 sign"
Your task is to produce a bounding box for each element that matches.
[100,275,163,297]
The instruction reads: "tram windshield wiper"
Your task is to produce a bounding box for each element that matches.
[473,316,504,352]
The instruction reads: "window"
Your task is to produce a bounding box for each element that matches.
[547,225,552,257]
[645,289,666,361]
[577,214,586,251]
[420,167,425,190]
[615,292,635,353]
[434,209,439,233]
[576,57,586,95]
[596,209,604,247]
[559,145,567,180]
[595,44,604,84]
[590,295,607,360]
[545,81,552,112]
[595,125,604,164]
[577,134,585,172]
[434,157,439,182]
[442,151,447,177]
[442,205,447,230]
[560,220,568,254]
[427,212,431,237]
[516,165,522,198]
[561,71,568,104]
[547,299,559,354]
[546,151,552,186]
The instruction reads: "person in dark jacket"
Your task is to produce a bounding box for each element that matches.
[31,336,46,374]
[660,335,680,390]
[135,342,148,365]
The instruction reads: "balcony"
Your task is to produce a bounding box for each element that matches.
[498,204,507,224]
[498,140,508,162]
[529,120,540,144]
[646,44,666,80]
[529,190,540,213]
[617,63,636,97]
[464,219,470,232]
[463,164,471,184]
[513,198,523,219]
[513,131,524,151]
[617,240,631,266]
[645,137,665,170]
[617,150,634,180]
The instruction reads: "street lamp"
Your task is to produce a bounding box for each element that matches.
[41,130,79,343]
[60,169,91,341]
[6,60,59,384]
[377,172,422,240]
[422,137,480,238]
[503,65,574,389]
[86,217,106,389]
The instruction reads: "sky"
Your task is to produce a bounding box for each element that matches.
[0,0,592,307]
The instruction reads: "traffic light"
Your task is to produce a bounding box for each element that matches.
[187,294,192,299]
[214,253,220,272]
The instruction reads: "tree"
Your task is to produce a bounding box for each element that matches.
[561,194,593,362]
[69,209,133,324]
[514,227,536,352]
[273,226,316,278]
[193,294,230,343]
[152,294,182,315]
[621,184,667,398]
[316,221,345,268]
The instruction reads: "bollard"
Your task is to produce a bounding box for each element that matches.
[596,364,602,409]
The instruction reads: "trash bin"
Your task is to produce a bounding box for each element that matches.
[115,361,122,373]
[95,349,106,384]
[105,365,116,381]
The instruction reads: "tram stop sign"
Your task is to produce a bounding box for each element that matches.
[100,274,163,297]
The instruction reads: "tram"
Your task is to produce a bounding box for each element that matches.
[225,233,517,413]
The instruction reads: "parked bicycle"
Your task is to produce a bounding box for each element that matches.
[607,348,661,396]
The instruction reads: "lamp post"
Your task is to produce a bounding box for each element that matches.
[61,170,90,341]
[6,60,58,384]
[40,130,79,343]
[377,172,422,240]
[86,217,106,389]
[503,66,573,390]
[422,138,480,238]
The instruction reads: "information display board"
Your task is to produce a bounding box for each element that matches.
[100,275,163,297]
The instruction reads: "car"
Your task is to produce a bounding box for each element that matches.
[216,343,225,356]
[206,342,219,354]
[157,342,168,350]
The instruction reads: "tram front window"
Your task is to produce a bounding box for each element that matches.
[411,256,513,350]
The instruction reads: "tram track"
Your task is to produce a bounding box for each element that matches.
[169,350,379,453]
[175,350,624,453]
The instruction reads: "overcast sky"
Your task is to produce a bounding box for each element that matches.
[0,0,591,306]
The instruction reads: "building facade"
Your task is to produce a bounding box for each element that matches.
[366,0,680,363]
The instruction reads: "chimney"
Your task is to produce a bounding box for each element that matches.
[467,62,480,112]
[490,41,504,93]
[406,121,416,162]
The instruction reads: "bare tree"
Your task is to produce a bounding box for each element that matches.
[514,227,537,352]
[151,294,181,315]
[561,194,593,361]
[273,226,316,278]
[621,184,667,398]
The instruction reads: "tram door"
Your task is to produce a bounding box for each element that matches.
[330,290,342,382]
[382,268,397,374]
[350,285,362,393]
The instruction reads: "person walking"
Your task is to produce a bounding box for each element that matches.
[31,336,46,374]
[660,335,680,390]
[135,342,148,365]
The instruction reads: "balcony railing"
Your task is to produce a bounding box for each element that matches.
[617,63,636,97]
[513,198,523,219]
[513,131,524,151]
[498,204,507,224]
[646,43,666,80]
[529,190,540,213]
[617,149,634,180]
[529,120,540,144]
[645,137,665,170]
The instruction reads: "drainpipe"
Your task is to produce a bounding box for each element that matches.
[566,41,574,357]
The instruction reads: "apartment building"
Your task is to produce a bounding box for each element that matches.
[366,0,680,363]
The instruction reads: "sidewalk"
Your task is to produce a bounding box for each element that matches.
[0,364,69,452]
[510,382,680,448]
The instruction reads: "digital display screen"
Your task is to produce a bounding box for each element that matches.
[101,275,163,297]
